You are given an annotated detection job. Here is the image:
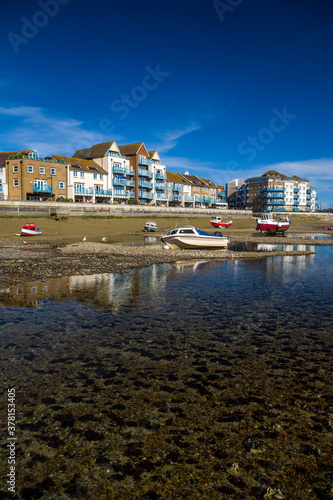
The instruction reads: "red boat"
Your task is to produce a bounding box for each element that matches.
[21,222,42,236]
[256,214,291,235]
[210,216,232,228]
[326,226,333,231]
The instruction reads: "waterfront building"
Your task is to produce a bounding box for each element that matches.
[0,149,67,201]
[226,179,245,198]
[166,172,187,207]
[52,155,110,203]
[177,172,212,208]
[148,150,168,206]
[74,141,134,204]
[118,143,168,205]
[245,170,317,212]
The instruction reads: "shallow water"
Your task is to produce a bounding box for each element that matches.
[0,247,332,499]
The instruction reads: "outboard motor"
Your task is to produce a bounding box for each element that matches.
[213,231,223,237]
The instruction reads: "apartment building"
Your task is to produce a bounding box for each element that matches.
[0,149,67,201]
[52,155,110,203]
[245,170,317,212]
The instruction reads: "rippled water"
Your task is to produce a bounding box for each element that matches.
[0,246,332,499]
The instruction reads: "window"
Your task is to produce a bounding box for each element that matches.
[39,167,45,174]
[93,173,97,179]
[73,171,78,177]
[100,174,103,180]
[13,179,19,187]
[51,168,56,175]
[58,182,65,189]
[13,165,19,173]
[28,165,33,173]
[80,172,84,178]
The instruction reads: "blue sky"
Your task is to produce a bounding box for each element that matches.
[1,0,332,206]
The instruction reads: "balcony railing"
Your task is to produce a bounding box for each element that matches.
[113,178,127,186]
[138,156,151,166]
[129,192,135,199]
[294,188,300,193]
[74,186,94,195]
[33,185,53,193]
[0,185,3,193]
[172,183,182,192]
[128,168,135,176]
[138,180,153,189]
[156,193,169,200]
[262,186,285,192]
[155,183,166,190]
[155,172,166,180]
[139,190,153,199]
[138,169,153,178]
[95,188,112,196]
[126,180,135,187]
[185,196,194,202]
[113,165,128,174]
[172,194,182,201]
[113,189,129,197]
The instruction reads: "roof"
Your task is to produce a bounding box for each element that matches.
[246,170,309,183]
[179,173,208,186]
[73,141,118,159]
[166,171,186,183]
[0,150,33,166]
[52,155,107,174]
[200,177,217,187]
[118,143,146,156]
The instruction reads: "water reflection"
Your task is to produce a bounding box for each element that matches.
[228,241,312,252]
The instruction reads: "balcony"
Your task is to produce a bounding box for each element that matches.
[172,194,182,202]
[138,169,153,178]
[74,186,94,195]
[261,193,284,199]
[33,184,53,193]
[139,190,153,199]
[294,195,299,200]
[156,193,169,200]
[307,189,312,194]
[126,180,135,187]
[185,196,194,202]
[113,189,129,198]
[129,192,135,199]
[294,202,300,206]
[138,180,153,189]
[294,188,300,193]
[262,186,285,192]
[172,183,182,192]
[95,188,112,196]
[155,171,166,180]
[202,197,211,204]
[113,165,128,174]
[138,156,151,166]
[128,168,135,176]
[155,182,166,190]
[113,178,127,186]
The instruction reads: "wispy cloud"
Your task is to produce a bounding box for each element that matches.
[154,122,201,153]
[0,106,122,156]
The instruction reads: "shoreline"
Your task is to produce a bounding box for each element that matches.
[0,215,332,288]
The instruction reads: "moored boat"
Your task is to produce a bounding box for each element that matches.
[144,221,157,232]
[256,214,291,235]
[21,222,42,236]
[210,216,232,228]
[161,226,229,249]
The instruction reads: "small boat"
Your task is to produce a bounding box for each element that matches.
[326,226,333,231]
[210,216,232,228]
[161,226,229,249]
[21,222,42,236]
[144,221,157,232]
[256,214,291,235]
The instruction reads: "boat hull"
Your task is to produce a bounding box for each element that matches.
[210,221,232,228]
[256,222,290,234]
[21,229,42,236]
[161,235,229,249]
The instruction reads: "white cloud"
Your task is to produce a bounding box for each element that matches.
[154,122,201,153]
[0,106,122,156]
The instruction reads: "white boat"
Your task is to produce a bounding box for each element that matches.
[256,213,291,235]
[161,226,229,249]
[20,222,42,236]
[144,221,157,232]
[210,216,232,228]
